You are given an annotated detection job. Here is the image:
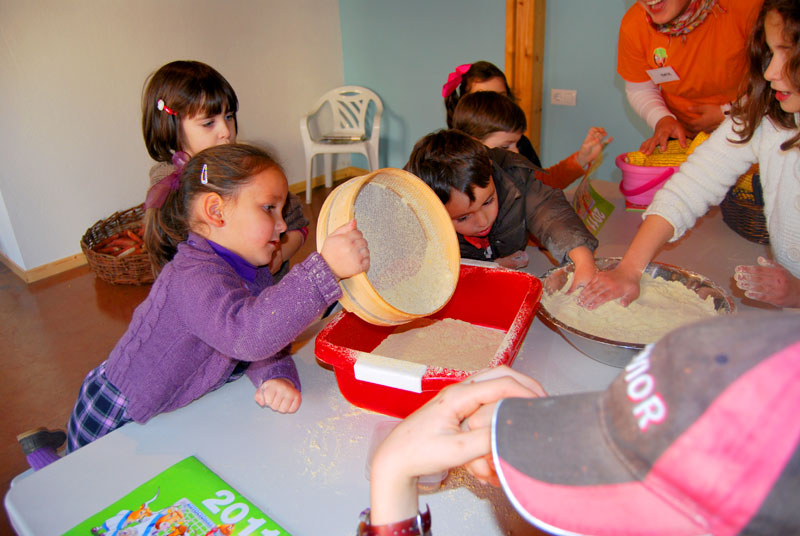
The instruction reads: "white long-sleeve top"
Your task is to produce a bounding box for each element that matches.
[644,115,800,278]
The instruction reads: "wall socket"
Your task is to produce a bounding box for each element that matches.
[551,89,577,106]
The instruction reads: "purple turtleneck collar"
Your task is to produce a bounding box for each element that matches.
[207,240,258,282]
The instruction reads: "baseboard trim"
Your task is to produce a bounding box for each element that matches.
[1,250,87,284]
[288,166,368,195]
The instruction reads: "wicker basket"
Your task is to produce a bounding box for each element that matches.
[720,168,770,245]
[80,203,155,285]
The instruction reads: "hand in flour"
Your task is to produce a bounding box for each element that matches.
[320,219,370,280]
[368,366,545,524]
[254,378,301,414]
[577,263,643,309]
[566,246,597,293]
[734,257,800,308]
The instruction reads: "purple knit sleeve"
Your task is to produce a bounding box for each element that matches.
[245,346,301,392]
[177,252,342,363]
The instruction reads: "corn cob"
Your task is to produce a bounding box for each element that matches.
[626,131,710,167]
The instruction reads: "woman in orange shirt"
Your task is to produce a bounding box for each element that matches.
[618,0,762,154]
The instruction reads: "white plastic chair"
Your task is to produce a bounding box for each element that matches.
[299,86,383,204]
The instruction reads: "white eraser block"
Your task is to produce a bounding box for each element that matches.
[353,352,427,393]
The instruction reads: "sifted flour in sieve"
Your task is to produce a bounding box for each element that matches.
[542,272,719,344]
[354,181,453,314]
[371,318,506,371]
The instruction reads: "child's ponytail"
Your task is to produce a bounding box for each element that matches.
[143,152,192,275]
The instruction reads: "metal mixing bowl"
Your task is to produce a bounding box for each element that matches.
[538,257,736,368]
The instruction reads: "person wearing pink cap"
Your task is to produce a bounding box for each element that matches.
[359,310,800,535]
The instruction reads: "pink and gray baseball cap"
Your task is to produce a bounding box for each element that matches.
[492,311,800,535]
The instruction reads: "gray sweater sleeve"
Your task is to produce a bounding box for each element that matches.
[523,171,598,264]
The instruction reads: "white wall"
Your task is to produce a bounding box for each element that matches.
[0,1,344,270]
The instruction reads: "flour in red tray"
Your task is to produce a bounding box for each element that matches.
[371,318,506,372]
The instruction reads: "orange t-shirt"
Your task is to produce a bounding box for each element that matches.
[617,0,761,127]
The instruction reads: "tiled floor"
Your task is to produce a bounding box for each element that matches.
[0,181,340,534]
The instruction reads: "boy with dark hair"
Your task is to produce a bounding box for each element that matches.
[406,129,597,286]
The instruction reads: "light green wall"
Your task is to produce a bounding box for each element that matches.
[541,1,648,182]
[340,0,649,182]
[339,0,504,169]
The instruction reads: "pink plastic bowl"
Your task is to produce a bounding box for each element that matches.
[615,153,679,206]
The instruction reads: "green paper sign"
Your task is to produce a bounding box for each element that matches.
[571,176,615,236]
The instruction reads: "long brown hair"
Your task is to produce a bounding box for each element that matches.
[731,0,800,151]
[144,144,282,274]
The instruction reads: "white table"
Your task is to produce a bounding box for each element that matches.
[4,180,770,536]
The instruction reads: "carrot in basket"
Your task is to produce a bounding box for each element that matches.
[108,237,137,248]
[126,229,142,243]
[117,246,137,258]
[94,234,119,250]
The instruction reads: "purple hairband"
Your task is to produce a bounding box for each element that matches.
[144,151,191,209]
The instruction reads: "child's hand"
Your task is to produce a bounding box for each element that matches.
[320,219,370,280]
[568,258,598,294]
[565,246,596,293]
[577,264,642,309]
[496,250,529,269]
[255,378,301,414]
[734,257,800,308]
[369,366,545,524]
[576,127,612,167]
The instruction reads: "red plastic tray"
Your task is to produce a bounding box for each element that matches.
[314,264,542,418]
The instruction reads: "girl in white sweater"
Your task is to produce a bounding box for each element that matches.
[580,0,800,310]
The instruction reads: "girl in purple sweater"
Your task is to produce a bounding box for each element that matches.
[22,143,369,469]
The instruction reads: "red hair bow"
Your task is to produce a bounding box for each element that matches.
[441,63,472,98]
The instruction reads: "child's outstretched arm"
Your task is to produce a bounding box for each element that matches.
[369,366,546,525]
[735,257,800,308]
[578,214,674,309]
[320,219,370,279]
[575,127,613,168]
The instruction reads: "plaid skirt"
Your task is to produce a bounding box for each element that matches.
[66,362,132,453]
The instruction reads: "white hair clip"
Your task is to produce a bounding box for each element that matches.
[200,164,208,184]
[156,98,177,116]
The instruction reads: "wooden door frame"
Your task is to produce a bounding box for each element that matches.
[505,0,545,153]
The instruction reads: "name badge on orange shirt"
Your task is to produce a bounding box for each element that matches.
[646,66,680,85]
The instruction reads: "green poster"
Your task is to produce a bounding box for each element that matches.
[571,176,615,236]
[64,456,290,536]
